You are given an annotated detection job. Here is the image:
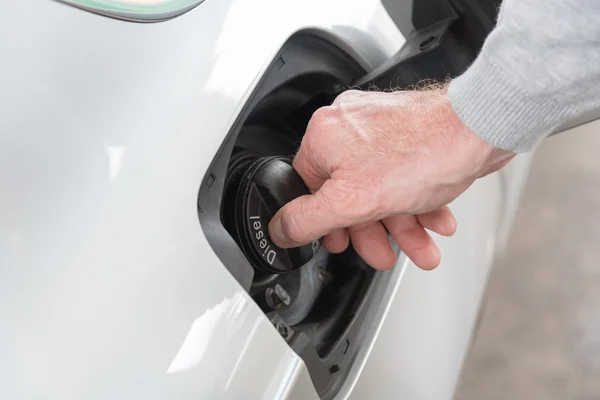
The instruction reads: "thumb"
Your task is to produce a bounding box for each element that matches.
[268,179,373,248]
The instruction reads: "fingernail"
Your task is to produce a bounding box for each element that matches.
[268,215,286,248]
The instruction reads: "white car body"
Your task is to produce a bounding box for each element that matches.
[0,0,533,399]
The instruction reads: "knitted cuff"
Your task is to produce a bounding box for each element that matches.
[448,54,568,153]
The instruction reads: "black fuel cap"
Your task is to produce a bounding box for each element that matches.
[234,156,322,274]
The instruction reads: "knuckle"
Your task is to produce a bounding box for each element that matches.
[305,107,337,148]
[310,105,336,124]
[295,135,320,173]
[334,89,361,103]
[297,121,333,172]
[301,127,320,152]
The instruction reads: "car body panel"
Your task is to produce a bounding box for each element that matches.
[0,0,533,399]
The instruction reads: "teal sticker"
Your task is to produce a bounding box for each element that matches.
[59,0,205,21]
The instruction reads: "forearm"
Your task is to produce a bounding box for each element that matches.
[448,0,600,153]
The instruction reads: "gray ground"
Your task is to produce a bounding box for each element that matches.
[455,122,600,400]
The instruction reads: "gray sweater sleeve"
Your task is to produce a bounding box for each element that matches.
[448,0,600,153]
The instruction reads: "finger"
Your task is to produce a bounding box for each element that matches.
[269,179,376,248]
[293,144,328,192]
[417,206,457,237]
[292,107,337,192]
[383,214,441,270]
[348,221,397,270]
[323,228,349,254]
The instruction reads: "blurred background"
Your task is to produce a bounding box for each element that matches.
[455,121,600,400]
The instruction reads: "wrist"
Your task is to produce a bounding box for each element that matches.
[459,114,516,178]
[394,86,514,180]
[439,89,516,178]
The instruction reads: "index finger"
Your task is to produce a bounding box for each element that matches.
[292,144,328,192]
[292,106,341,191]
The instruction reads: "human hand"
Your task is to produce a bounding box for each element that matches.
[268,88,514,270]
